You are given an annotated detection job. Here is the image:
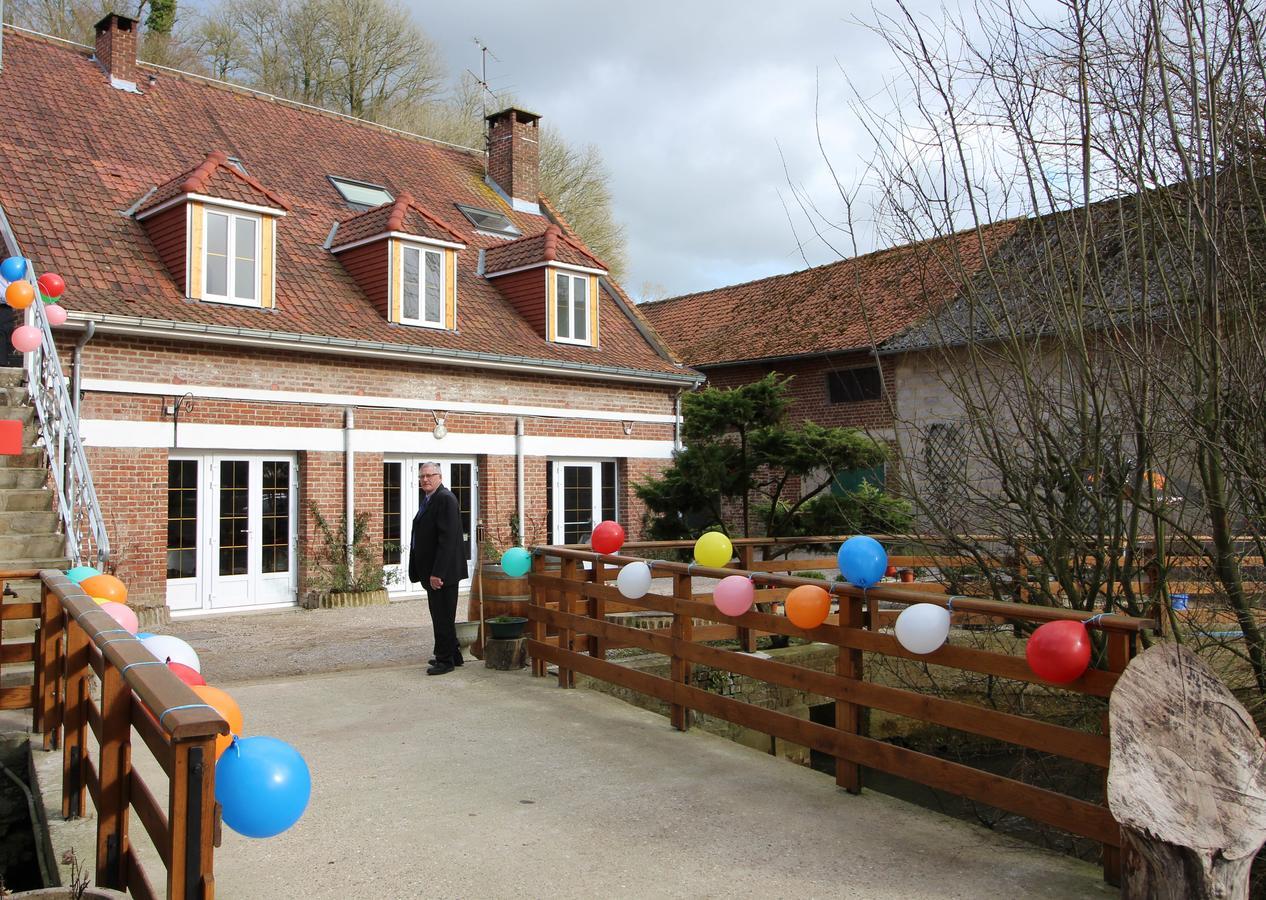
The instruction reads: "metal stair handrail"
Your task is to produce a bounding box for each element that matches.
[0,213,110,567]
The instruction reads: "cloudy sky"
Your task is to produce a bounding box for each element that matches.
[412,1,936,301]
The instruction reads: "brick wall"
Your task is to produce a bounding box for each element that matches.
[69,334,683,613]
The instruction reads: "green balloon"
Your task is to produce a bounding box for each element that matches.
[500,547,531,577]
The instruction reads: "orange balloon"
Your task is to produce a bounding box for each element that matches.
[5,281,35,309]
[785,584,831,630]
[80,573,127,604]
[191,684,243,759]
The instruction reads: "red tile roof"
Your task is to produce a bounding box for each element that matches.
[136,149,290,216]
[485,224,606,275]
[641,225,1017,367]
[0,29,684,378]
[332,193,465,248]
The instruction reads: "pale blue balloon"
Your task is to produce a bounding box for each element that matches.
[65,566,100,583]
[837,536,888,589]
[500,546,532,578]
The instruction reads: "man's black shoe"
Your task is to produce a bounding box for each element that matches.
[428,656,463,667]
[426,663,455,676]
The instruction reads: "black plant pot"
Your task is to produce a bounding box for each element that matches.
[486,616,528,640]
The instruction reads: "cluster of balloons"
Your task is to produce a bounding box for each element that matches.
[1,257,69,354]
[64,565,311,839]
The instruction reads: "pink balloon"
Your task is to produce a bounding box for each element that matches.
[100,601,139,635]
[713,574,755,617]
[11,325,41,353]
[44,304,68,326]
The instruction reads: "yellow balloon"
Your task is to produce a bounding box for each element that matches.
[694,531,734,569]
[91,596,110,605]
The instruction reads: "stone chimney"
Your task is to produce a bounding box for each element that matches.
[485,107,541,208]
[94,13,139,88]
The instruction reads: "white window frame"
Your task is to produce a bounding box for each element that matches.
[202,207,262,307]
[554,271,589,345]
[399,243,446,328]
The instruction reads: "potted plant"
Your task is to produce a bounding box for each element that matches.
[307,506,397,608]
[485,615,529,640]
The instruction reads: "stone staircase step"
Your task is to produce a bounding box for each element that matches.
[0,488,53,511]
[0,369,25,388]
[0,557,71,573]
[0,533,65,560]
[0,450,46,470]
[0,404,33,424]
[0,385,29,407]
[0,468,47,490]
[0,510,58,535]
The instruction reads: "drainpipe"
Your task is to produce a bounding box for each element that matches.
[344,407,355,575]
[515,417,525,545]
[674,389,684,451]
[72,321,96,421]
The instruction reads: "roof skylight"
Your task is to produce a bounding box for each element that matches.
[456,203,521,238]
[329,176,393,210]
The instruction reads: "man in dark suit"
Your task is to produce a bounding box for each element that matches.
[408,461,468,675]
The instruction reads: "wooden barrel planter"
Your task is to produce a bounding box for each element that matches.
[469,561,557,658]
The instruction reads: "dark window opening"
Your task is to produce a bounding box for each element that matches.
[826,367,882,404]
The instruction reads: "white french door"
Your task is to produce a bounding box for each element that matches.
[166,454,297,613]
[550,461,602,545]
[382,456,477,594]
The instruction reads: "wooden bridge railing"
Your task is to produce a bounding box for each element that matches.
[3,569,225,899]
[526,543,1155,886]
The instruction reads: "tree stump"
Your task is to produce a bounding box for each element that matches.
[1108,643,1266,899]
[484,637,527,670]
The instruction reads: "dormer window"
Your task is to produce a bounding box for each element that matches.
[401,243,445,327]
[456,204,521,238]
[132,150,287,310]
[553,271,589,344]
[330,176,393,211]
[203,208,260,305]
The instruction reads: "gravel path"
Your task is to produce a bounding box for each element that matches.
[160,600,440,685]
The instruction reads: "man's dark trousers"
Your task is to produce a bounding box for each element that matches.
[427,582,460,665]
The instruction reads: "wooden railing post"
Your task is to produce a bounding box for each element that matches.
[530,553,547,678]
[168,737,218,900]
[670,571,693,731]
[737,545,757,652]
[96,663,132,889]
[1101,629,1133,886]
[558,558,578,688]
[590,560,606,661]
[36,581,65,750]
[835,589,865,794]
[61,618,89,819]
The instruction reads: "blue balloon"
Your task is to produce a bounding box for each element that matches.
[135,631,156,641]
[0,257,26,284]
[216,736,311,839]
[65,566,100,583]
[837,536,888,589]
[500,546,531,578]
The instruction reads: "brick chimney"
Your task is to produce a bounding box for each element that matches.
[485,107,541,207]
[94,13,139,87]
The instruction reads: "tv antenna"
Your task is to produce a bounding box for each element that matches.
[468,38,501,119]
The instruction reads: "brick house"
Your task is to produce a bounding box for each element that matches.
[0,16,699,620]
[641,228,1009,504]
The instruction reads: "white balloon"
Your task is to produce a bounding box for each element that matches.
[893,603,951,655]
[616,561,652,600]
[141,634,202,672]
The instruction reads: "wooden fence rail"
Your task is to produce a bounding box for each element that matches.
[2,569,225,899]
[527,543,1154,886]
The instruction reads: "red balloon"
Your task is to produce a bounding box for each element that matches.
[168,662,205,687]
[1025,620,1092,683]
[37,272,65,299]
[590,520,626,555]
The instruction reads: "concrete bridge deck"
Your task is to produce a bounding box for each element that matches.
[22,602,1113,898]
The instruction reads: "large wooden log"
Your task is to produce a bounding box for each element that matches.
[1108,643,1266,899]
[484,637,527,671]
